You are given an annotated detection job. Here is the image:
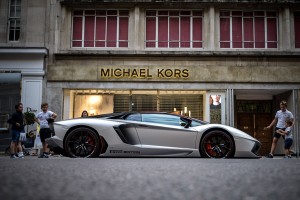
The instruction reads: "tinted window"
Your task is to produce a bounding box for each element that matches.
[142,114,184,126]
[191,120,203,127]
[125,113,142,121]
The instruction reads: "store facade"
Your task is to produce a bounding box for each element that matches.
[0,48,47,129]
[0,48,47,151]
[47,55,300,156]
[46,0,300,156]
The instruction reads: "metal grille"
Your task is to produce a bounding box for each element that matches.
[131,95,157,112]
[114,94,130,113]
[160,94,203,119]
[113,93,203,119]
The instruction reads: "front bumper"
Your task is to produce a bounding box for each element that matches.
[234,137,262,158]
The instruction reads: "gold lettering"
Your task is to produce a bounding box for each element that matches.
[174,69,181,78]
[147,69,153,78]
[100,68,110,77]
[157,69,164,78]
[164,69,173,78]
[114,69,122,77]
[182,69,189,78]
[131,69,138,78]
[123,68,130,77]
[140,69,146,78]
[100,67,189,79]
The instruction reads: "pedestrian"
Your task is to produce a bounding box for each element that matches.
[81,110,89,117]
[7,103,25,158]
[35,102,57,158]
[264,100,294,158]
[276,119,293,158]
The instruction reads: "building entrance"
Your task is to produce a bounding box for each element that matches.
[236,100,273,156]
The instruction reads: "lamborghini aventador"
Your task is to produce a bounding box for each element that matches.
[46,112,261,158]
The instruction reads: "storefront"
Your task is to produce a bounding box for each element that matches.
[46,55,300,156]
[0,48,47,131]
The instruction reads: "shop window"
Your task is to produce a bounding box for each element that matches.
[146,10,203,48]
[131,95,157,112]
[160,94,203,120]
[220,11,277,48]
[8,0,21,41]
[71,90,204,120]
[295,11,300,48]
[74,94,114,117]
[72,10,129,48]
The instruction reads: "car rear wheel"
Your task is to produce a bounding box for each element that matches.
[200,130,234,158]
[64,127,100,158]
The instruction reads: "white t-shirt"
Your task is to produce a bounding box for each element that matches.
[36,111,53,129]
[285,126,293,139]
[275,109,293,129]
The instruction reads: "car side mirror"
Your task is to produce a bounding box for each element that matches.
[180,122,187,127]
[180,121,190,128]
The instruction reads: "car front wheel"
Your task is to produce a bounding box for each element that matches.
[200,130,234,158]
[64,127,100,158]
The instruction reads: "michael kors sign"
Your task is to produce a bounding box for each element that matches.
[99,67,189,79]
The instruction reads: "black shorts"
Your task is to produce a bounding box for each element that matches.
[40,128,52,143]
[273,127,285,139]
[284,138,293,149]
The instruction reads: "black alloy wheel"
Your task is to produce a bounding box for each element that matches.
[64,127,100,158]
[200,130,234,158]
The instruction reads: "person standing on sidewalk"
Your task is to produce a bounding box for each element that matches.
[35,102,57,158]
[7,103,25,158]
[264,100,294,158]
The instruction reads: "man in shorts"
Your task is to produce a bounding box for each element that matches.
[7,103,25,158]
[35,102,57,158]
[264,100,294,158]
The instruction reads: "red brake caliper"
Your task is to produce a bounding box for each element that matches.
[205,142,213,156]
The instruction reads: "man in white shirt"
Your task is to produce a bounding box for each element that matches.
[264,100,294,158]
[35,102,57,158]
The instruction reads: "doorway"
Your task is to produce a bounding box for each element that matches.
[236,100,273,156]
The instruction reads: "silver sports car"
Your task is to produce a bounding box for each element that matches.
[47,112,261,158]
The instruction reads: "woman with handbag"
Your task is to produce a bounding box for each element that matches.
[7,103,26,158]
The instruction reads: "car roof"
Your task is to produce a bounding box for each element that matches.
[90,112,208,124]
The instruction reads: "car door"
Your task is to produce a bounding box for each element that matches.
[135,114,198,150]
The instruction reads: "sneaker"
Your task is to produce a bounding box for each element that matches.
[288,155,292,158]
[38,154,49,158]
[10,154,18,158]
[18,152,24,158]
[265,153,273,158]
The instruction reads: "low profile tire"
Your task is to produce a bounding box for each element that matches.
[200,130,235,158]
[64,127,100,158]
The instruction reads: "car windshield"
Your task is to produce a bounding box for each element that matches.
[190,120,205,127]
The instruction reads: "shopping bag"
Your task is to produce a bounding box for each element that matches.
[20,131,27,142]
[34,134,43,149]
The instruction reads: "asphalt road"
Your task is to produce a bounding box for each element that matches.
[0,156,300,200]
